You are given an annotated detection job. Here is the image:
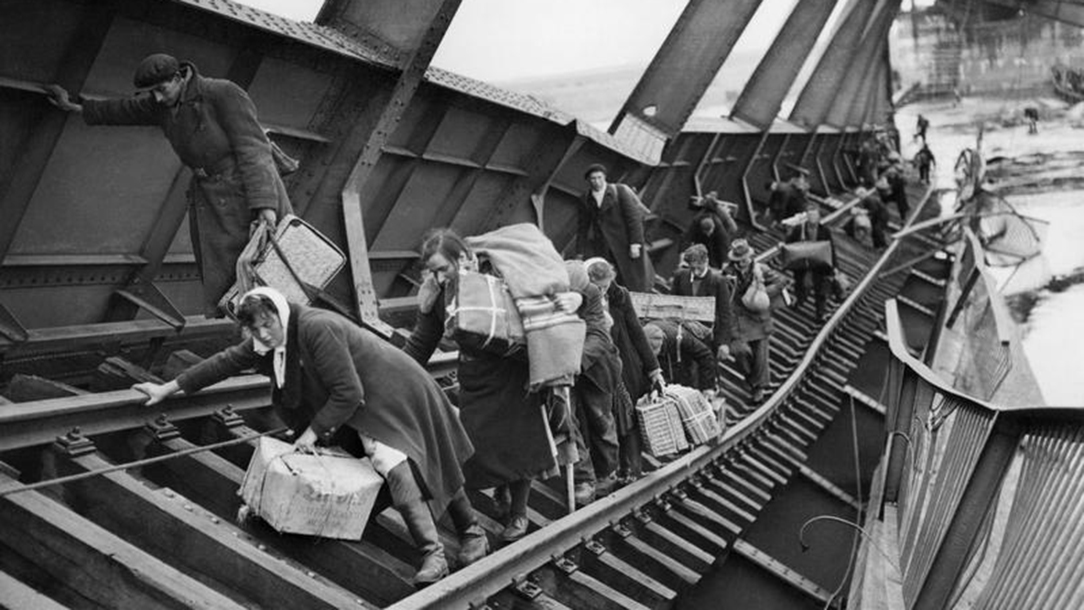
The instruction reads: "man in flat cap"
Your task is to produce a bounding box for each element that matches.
[575,163,652,292]
[47,53,293,316]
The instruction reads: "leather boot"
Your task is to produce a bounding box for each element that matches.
[386,462,448,586]
[398,500,449,586]
[447,489,490,566]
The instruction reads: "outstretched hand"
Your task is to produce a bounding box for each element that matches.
[44,84,82,113]
[132,382,173,406]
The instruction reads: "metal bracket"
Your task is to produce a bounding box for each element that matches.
[612,522,632,538]
[552,556,578,575]
[114,279,186,330]
[213,406,245,430]
[145,414,180,442]
[53,428,96,457]
[0,300,29,345]
[633,509,653,525]
[584,539,606,556]
[512,578,542,600]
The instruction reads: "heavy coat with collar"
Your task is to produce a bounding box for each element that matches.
[605,283,660,401]
[176,305,473,516]
[82,62,293,314]
[576,183,652,292]
[671,267,733,349]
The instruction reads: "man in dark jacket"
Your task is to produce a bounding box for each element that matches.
[784,202,837,321]
[576,164,652,291]
[683,193,738,268]
[47,53,293,316]
[671,244,733,360]
[643,318,717,392]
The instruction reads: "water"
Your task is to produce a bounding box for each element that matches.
[896,99,1084,406]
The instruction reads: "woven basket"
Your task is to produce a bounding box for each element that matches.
[665,385,722,445]
[636,396,689,457]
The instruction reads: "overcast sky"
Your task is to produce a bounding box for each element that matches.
[235,0,818,82]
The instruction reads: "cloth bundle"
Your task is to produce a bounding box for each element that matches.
[466,223,585,390]
[446,270,525,355]
[664,385,721,445]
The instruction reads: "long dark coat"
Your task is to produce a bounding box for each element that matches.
[82,62,293,315]
[671,267,733,350]
[403,291,555,489]
[606,283,659,402]
[177,306,473,516]
[576,183,652,292]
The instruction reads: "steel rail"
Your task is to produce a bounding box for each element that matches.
[389,184,938,609]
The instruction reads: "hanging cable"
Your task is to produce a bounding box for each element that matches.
[0,425,288,498]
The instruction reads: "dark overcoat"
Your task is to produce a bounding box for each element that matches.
[177,306,473,516]
[671,267,733,350]
[576,184,652,292]
[403,291,555,489]
[605,283,659,401]
[82,62,293,314]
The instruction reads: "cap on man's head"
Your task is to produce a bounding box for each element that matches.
[133,53,180,89]
[584,163,608,180]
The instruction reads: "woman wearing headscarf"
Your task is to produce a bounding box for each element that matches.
[132,287,485,585]
[585,258,665,482]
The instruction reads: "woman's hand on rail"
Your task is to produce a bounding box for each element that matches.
[132,380,180,406]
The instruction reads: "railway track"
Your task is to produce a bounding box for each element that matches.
[0,183,943,609]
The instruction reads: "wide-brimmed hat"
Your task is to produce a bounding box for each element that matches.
[728,238,754,262]
[133,53,180,89]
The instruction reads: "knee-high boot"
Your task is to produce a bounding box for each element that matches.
[446,488,490,566]
[386,462,448,585]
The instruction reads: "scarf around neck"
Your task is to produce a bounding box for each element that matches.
[242,286,290,389]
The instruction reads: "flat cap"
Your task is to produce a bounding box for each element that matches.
[133,53,179,89]
[583,163,608,179]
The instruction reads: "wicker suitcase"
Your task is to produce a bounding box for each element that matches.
[665,385,722,445]
[635,395,689,457]
[220,215,345,313]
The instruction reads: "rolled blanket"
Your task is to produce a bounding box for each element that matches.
[467,224,586,389]
[517,295,586,389]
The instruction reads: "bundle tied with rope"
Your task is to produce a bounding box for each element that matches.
[238,436,384,540]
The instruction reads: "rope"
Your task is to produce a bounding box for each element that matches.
[0,426,288,498]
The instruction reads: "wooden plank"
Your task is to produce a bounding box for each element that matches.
[585,545,678,604]
[0,570,68,610]
[628,292,716,323]
[0,474,246,610]
[620,534,702,586]
[60,451,369,610]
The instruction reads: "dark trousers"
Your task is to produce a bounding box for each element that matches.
[919,165,931,183]
[572,379,619,483]
[793,268,831,318]
[734,337,771,392]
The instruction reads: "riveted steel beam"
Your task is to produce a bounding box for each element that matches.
[789,0,878,129]
[731,0,842,130]
[827,0,901,129]
[0,4,116,264]
[610,0,763,139]
[982,0,1084,28]
[339,0,461,334]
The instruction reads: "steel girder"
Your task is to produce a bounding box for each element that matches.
[827,0,901,129]
[340,0,462,333]
[731,0,842,130]
[789,0,878,129]
[609,0,763,140]
[980,0,1084,28]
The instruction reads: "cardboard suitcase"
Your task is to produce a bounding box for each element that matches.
[239,437,383,540]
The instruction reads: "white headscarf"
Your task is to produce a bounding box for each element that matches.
[241,287,290,389]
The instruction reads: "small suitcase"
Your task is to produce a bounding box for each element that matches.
[221,214,345,313]
[636,395,689,457]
